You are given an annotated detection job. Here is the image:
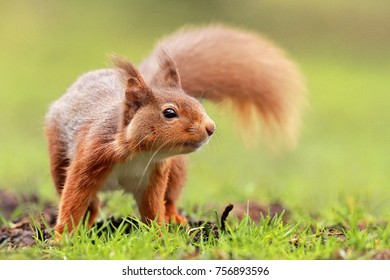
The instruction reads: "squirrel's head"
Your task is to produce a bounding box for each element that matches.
[114,55,215,158]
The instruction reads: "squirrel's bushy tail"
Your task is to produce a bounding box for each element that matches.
[139,25,307,148]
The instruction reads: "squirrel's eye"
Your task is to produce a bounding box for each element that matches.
[163,108,178,118]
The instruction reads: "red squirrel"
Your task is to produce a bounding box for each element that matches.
[45,25,306,234]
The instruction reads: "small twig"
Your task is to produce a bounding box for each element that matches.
[220,204,234,232]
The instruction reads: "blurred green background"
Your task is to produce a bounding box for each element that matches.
[0,0,389,221]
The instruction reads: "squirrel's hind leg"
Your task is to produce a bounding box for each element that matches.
[46,124,70,196]
[164,156,188,224]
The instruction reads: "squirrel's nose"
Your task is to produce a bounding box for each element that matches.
[205,121,215,136]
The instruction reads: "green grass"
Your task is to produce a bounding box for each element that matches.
[1,206,388,260]
[1,0,389,259]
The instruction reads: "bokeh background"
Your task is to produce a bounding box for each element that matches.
[1,0,389,222]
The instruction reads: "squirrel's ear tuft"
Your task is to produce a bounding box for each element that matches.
[111,55,152,126]
[112,55,148,90]
[151,49,182,89]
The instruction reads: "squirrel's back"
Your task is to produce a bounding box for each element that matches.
[139,25,307,147]
[45,69,125,158]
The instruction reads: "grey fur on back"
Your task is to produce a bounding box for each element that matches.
[45,69,125,159]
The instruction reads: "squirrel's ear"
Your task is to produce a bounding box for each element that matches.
[151,50,182,89]
[112,55,152,126]
[126,76,147,97]
[123,76,152,126]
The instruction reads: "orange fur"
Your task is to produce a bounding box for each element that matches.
[165,156,188,223]
[45,24,306,236]
[54,127,117,233]
[45,121,69,195]
[136,160,171,223]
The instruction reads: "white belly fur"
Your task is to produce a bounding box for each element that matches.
[101,154,156,195]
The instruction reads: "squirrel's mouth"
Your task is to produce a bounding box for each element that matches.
[168,137,211,155]
[182,141,203,150]
[182,136,211,150]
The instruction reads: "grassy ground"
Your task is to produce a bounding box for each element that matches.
[1,0,389,259]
